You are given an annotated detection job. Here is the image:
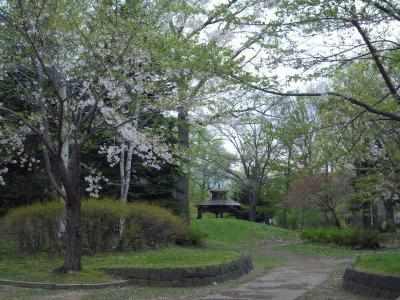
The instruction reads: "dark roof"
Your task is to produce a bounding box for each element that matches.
[197,199,241,206]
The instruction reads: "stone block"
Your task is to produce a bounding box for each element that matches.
[132,268,150,280]
[207,265,220,276]
[196,266,209,278]
[182,278,193,287]
[182,267,197,278]
[148,268,161,281]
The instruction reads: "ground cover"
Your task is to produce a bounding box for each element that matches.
[0,239,238,284]
[353,252,400,275]
[0,218,288,284]
[191,218,291,269]
[279,243,378,258]
[192,218,293,247]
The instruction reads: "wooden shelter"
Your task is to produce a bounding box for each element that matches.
[196,188,243,219]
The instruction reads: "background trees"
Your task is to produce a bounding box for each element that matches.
[0,0,399,275]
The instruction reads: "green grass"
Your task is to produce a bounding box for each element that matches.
[279,243,377,257]
[0,243,238,283]
[86,246,238,268]
[192,218,293,248]
[0,218,290,284]
[354,252,400,275]
[191,218,290,273]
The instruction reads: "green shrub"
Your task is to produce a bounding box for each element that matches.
[4,199,183,253]
[81,199,123,253]
[284,208,326,230]
[122,202,183,250]
[4,201,64,252]
[175,226,208,246]
[300,227,380,249]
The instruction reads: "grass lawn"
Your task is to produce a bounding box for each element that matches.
[354,252,400,275]
[192,218,293,248]
[191,218,289,273]
[0,238,239,284]
[0,218,289,284]
[278,243,378,258]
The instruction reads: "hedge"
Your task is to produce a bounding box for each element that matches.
[300,227,380,249]
[4,199,184,253]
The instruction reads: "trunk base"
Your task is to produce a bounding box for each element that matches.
[53,264,81,273]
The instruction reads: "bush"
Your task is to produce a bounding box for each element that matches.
[4,201,65,252]
[122,202,183,250]
[300,227,380,249]
[175,226,208,246]
[4,199,183,253]
[283,208,326,230]
[81,199,123,253]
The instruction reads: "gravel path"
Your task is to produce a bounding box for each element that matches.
[197,241,350,300]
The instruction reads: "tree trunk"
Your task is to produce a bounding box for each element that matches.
[248,183,258,222]
[371,203,379,230]
[120,141,134,202]
[63,199,82,271]
[176,107,190,226]
[332,209,341,228]
[384,197,396,232]
[56,149,82,272]
[359,200,370,229]
[281,144,292,228]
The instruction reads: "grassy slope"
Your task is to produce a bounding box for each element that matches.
[0,244,238,283]
[278,243,377,258]
[192,218,293,270]
[192,218,292,248]
[0,218,291,283]
[354,252,400,275]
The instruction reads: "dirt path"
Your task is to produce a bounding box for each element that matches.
[196,241,350,300]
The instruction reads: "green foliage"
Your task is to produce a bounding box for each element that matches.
[355,252,400,275]
[282,207,326,230]
[122,202,183,250]
[4,201,64,252]
[4,199,183,253]
[81,199,122,252]
[300,227,381,249]
[175,226,208,246]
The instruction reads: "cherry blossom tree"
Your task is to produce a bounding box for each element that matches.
[0,0,167,271]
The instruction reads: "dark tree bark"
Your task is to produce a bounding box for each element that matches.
[63,199,82,271]
[176,107,190,226]
[248,178,260,222]
[55,147,82,272]
[330,206,341,228]
[281,145,293,228]
[383,196,397,232]
[249,189,257,222]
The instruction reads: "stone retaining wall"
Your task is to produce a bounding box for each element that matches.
[103,254,253,287]
[0,279,131,290]
[343,267,400,299]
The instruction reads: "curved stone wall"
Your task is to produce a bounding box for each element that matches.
[0,279,131,290]
[343,267,400,299]
[103,254,253,287]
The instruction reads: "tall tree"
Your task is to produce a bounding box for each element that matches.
[214,99,282,221]
[0,0,169,271]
